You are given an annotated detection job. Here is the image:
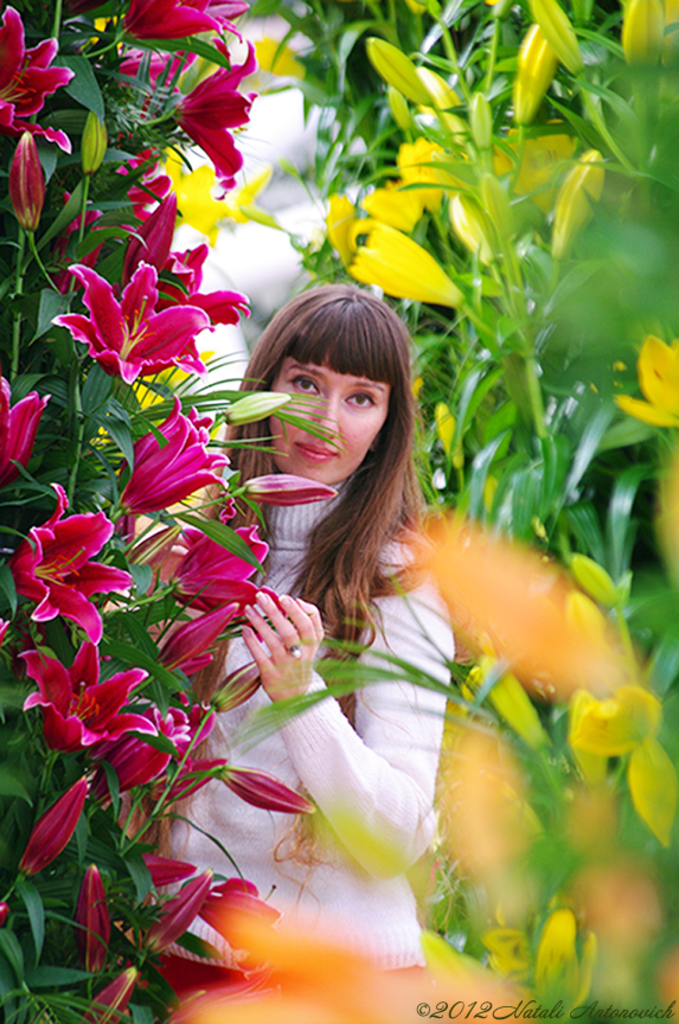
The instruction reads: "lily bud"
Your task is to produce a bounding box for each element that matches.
[81,112,108,175]
[213,661,261,712]
[480,172,514,239]
[221,764,315,814]
[0,903,9,927]
[75,864,111,973]
[570,553,619,607]
[387,86,412,130]
[146,870,213,952]
[226,391,291,424]
[528,0,583,74]
[84,967,138,1024]
[244,474,338,506]
[9,132,45,233]
[513,24,558,125]
[158,604,239,674]
[365,37,432,105]
[551,149,605,260]
[142,853,197,888]
[622,0,665,64]
[449,192,496,264]
[19,777,88,875]
[470,93,493,150]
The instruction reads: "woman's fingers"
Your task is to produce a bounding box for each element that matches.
[243,592,323,662]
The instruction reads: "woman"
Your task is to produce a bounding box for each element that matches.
[171,284,454,971]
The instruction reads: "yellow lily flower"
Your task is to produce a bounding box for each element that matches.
[615,335,679,427]
[361,181,425,233]
[628,737,678,846]
[513,24,558,125]
[551,149,605,260]
[493,130,576,213]
[568,689,608,786]
[326,193,358,267]
[165,153,231,245]
[535,908,596,1009]
[349,223,463,308]
[397,138,445,212]
[254,37,305,78]
[219,165,274,225]
[482,926,531,980]
[469,656,551,750]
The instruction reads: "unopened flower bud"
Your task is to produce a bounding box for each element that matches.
[449,192,496,264]
[81,112,108,175]
[221,764,315,814]
[388,85,412,130]
[9,132,45,233]
[570,553,619,607]
[470,93,493,151]
[244,474,337,506]
[226,392,291,425]
[365,37,432,105]
[480,172,514,238]
[213,661,261,712]
[19,777,88,875]
[551,149,604,260]
[513,24,558,125]
[85,967,138,1024]
[622,0,665,65]
[0,903,9,927]
[529,0,583,74]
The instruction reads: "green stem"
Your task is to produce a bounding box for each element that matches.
[52,0,63,41]
[27,232,59,292]
[434,16,472,105]
[581,88,634,172]
[484,17,500,94]
[67,366,84,503]
[524,353,547,440]
[11,230,26,381]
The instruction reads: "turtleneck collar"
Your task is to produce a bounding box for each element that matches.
[265,478,349,554]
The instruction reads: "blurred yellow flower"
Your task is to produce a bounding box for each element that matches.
[493,130,576,213]
[551,149,605,260]
[482,926,530,980]
[255,37,305,78]
[220,165,274,225]
[535,908,596,1009]
[361,181,424,233]
[568,689,608,786]
[628,736,678,846]
[470,655,551,750]
[664,0,679,63]
[165,153,231,245]
[435,401,456,458]
[326,193,358,267]
[615,334,679,427]
[397,138,445,212]
[349,223,463,307]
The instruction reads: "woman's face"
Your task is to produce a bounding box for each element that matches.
[269,358,391,486]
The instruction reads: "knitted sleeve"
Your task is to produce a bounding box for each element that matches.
[278,581,453,877]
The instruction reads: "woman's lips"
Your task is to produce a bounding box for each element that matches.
[294,442,337,463]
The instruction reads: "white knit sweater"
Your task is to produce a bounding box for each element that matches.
[171,495,454,970]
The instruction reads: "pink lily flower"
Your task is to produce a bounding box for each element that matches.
[9,484,132,644]
[0,620,8,651]
[0,7,74,151]
[0,372,49,489]
[244,474,338,507]
[54,263,210,385]
[162,245,250,327]
[221,764,315,814]
[199,878,280,940]
[176,39,257,192]
[142,854,196,888]
[159,604,239,674]
[146,870,214,952]
[75,864,111,973]
[119,400,228,514]
[84,967,139,1024]
[173,524,268,612]
[19,776,88,875]
[21,641,150,753]
[9,132,45,232]
[123,0,223,40]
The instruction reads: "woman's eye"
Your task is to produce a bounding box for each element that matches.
[351,393,374,407]
[293,375,318,393]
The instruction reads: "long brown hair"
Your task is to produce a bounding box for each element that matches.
[196,284,424,722]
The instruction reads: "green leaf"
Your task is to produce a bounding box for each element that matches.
[99,639,179,689]
[0,565,18,617]
[131,36,231,68]
[16,880,45,964]
[58,55,105,119]
[175,513,265,570]
[0,928,24,981]
[125,854,153,906]
[37,183,83,251]
[32,290,70,343]
[24,966,92,988]
[82,363,114,414]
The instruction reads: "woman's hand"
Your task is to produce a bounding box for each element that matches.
[242,591,324,702]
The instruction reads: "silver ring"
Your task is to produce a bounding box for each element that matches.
[287,644,302,660]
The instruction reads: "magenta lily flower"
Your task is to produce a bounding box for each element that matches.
[146,870,214,953]
[0,7,74,151]
[221,764,315,814]
[244,474,338,507]
[162,245,250,327]
[159,604,239,675]
[9,484,132,644]
[84,967,138,1024]
[75,864,111,973]
[173,524,268,612]
[54,262,210,385]
[0,372,49,489]
[176,39,257,191]
[19,777,88,875]
[199,878,280,940]
[21,641,150,753]
[123,0,223,40]
[142,854,196,888]
[119,400,228,514]
[9,131,45,232]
